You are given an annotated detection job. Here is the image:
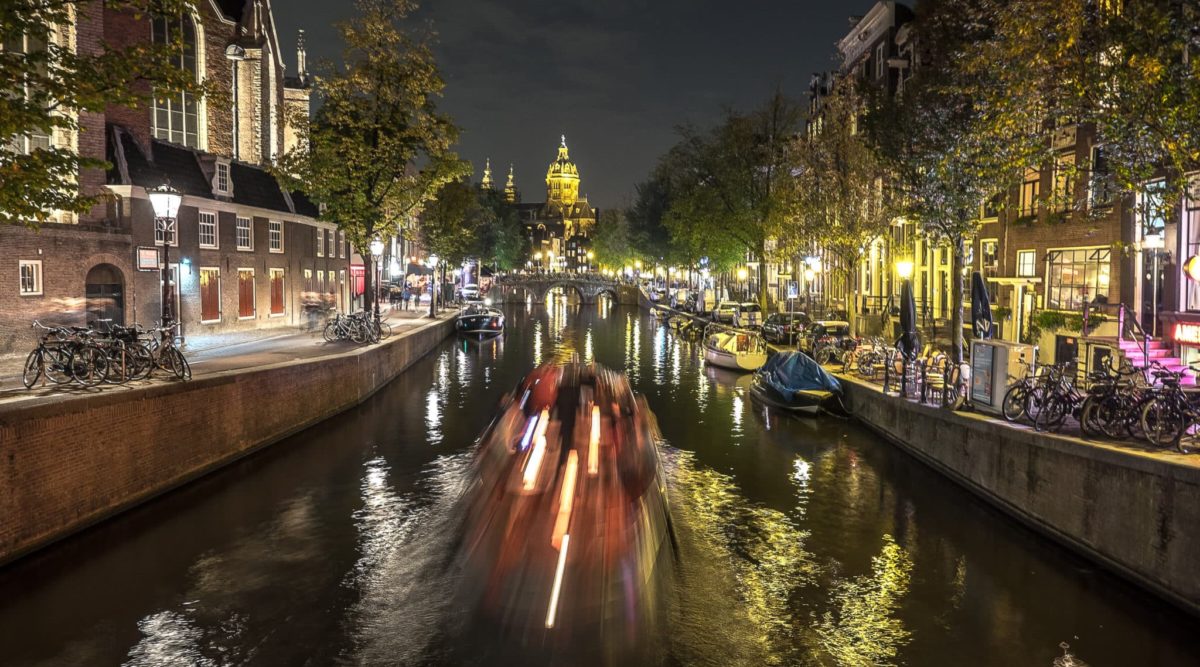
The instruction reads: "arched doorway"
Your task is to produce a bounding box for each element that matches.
[85,264,125,327]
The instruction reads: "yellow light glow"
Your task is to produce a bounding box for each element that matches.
[896,260,914,279]
[545,533,570,628]
[737,267,749,281]
[587,250,595,259]
[535,251,543,260]
[804,268,816,281]
[589,406,600,475]
[634,260,642,269]
[552,450,579,549]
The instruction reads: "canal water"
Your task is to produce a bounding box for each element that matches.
[2,299,1199,666]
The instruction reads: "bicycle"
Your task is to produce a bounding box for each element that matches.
[22,321,76,388]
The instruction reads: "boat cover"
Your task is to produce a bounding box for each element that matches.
[758,351,841,396]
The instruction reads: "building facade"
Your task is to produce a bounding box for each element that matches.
[2,0,344,355]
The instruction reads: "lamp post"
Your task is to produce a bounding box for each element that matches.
[737,266,749,300]
[534,251,543,274]
[427,253,440,317]
[370,236,384,323]
[148,183,182,343]
[586,250,595,273]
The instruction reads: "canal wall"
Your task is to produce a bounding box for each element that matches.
[0,315,456,566]
[839,376,1200,615]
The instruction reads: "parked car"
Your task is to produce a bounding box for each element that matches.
[712,300,739,324]
[734,302,763,328]
[695,289,718,316]
[461,283,481,301]
[762,312,811,345]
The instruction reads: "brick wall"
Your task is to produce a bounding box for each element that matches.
[0,316,454,565]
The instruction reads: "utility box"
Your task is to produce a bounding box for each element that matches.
[970,339,1038,413]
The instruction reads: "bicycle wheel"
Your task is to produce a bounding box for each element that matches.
[815,347,833,366]
[1035,394,1066,432]
[127,342,155,380]
[159,347,189,381]
[1079,396,1101,438]
[1178,421,1200,454]
[103,344,130,385]
[1001,384,1028,422]
[70,345,108,387]
[1141,399,1183,448]
[349,322,368,344]
[43,347,74,384]
[21,349,42,389]
[322,321,339,343]
[377,321,392,339]
[1098,398,1131,440]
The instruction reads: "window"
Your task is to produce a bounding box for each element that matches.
[269,268,285,315]
[981,240,999,271]
[317,228,324,257]
[1017,250,1036,277]
[328,230,336,258]
[1052,153,1075,212]
[1019,168,1040,218]
[981,193,1002,221]
[317,270,326,294]
[1089,145,1115,208]
[875,43,886,79]
[151,14,200,148]
[1184,194,1200,311]
[19,260,42,295]
[215,162,229,194]
[1141,180,1168,240]
[304,269,313,292]
[200,267,220,322]
[5,33,51,155]
[338,230,346,258]
[237,268,255,318]
[269,220,283,252]
[236,216,253,250]
[198,211,217,248]
[1046,248,1111,311]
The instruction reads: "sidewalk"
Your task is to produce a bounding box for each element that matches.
[0,307,450,404]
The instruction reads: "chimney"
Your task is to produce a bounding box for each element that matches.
[297,29,307,84]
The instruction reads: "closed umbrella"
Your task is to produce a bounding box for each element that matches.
[898,280,920,360]
[971,271,993,339]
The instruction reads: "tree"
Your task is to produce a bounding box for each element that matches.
[476,188,526,271]
[275,0,466,318]
[664,92,805,308]
[417,178,488,265]
[795,81,896,335]
[589,208,633,269]
[1,0,216,226]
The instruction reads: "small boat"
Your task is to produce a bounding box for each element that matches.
[456,303,505,337]
[750,350,842,415]
[703,326,768,371]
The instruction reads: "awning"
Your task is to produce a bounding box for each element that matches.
[406,262,433,276]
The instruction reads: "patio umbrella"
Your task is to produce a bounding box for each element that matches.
[897,279,920,359]
[971,271,993,339]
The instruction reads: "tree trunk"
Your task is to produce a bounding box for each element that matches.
[363,253,374,317]
[951,234,965,364]
[757,240,769,311]
[848,260,859,337]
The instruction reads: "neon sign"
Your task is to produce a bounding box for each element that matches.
[1174,322,1200,346]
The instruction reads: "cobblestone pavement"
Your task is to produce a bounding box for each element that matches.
[0,307,452,405]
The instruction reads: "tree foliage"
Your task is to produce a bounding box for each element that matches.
[1,0,217,226]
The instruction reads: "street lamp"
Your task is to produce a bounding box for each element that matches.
[427,253,440,317]
[148,182,182,342]
[896,260,914,280]
[370,236,384,322]
[804,268,816,316]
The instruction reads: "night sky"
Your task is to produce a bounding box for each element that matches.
[276,0,878,208]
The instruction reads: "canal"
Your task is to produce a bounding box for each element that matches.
[2,300,1199,666]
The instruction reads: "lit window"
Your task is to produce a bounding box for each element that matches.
[1019,168,1040,217]
[236,216,253,250]
[199,211,217,248]
[981,240,999,270]
[1017,250,1036,277]
[269,220,283,252]
[19,260,42,295]
[1046,248,1110,310]
[151,14,200,148]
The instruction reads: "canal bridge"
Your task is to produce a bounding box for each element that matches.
[493,274,639,305]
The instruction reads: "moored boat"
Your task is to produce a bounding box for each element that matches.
[750,350,842,415]
[703,326,767,371]
[456,303,505,337]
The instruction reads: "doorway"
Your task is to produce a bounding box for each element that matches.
[85,263,124,327]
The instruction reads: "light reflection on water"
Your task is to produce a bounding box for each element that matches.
[2,304,1200,667]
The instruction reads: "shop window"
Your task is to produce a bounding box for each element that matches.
[1046,247,1110,311]
[1183,197,1200,312]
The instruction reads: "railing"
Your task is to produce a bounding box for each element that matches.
[1115,302,1150,368]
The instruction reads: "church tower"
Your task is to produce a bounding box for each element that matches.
[480,158,494,190]
[545,135,580,211]
[504,164,519,203]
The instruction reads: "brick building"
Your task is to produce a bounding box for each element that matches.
[2,0,344,355]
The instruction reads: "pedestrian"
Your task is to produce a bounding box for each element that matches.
[401,286,411,311]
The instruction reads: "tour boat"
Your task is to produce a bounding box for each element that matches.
[456,303,505,337]
[749,350,842,416]
[703,326,768,371]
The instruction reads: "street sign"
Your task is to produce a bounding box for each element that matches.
[136,246,160,271]
[787,281,798,299]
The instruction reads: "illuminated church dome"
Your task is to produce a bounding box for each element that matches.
[545,134,580,209]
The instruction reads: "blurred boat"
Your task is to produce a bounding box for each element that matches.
[456,302,505,338]
[703,325,767,371]
[750,350,842,416]
[453,361,674,659]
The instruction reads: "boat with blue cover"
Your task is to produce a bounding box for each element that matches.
[750,350,842,415]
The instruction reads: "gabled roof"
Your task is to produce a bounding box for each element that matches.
[106,125,315,218]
